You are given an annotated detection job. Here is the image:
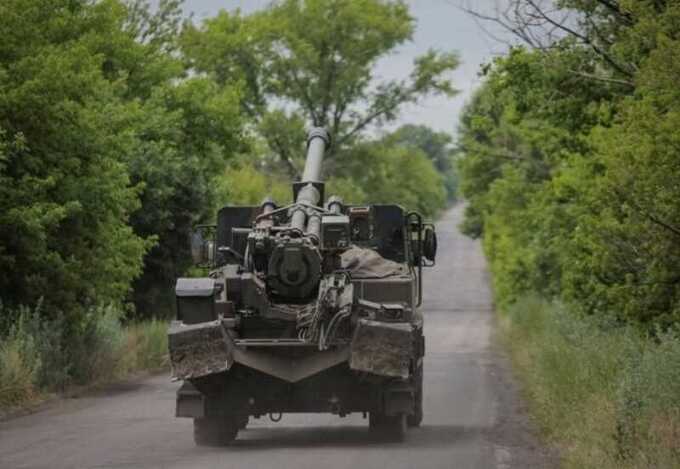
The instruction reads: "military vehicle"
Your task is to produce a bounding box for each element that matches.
[167,128,437,446]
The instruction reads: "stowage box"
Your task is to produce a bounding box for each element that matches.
[176,278,216,324]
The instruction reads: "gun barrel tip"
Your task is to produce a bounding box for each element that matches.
[307,127,331,146]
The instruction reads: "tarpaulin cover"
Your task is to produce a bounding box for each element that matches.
[341,246,407,279]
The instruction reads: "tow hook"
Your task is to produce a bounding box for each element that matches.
[269,412,282,422]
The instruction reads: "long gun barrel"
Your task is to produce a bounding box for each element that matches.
[291,128,330,234]
[301,127,330,182]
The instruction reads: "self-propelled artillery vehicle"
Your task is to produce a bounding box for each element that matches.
[168,128,437,445]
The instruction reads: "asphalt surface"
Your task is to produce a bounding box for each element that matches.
[0,204,555,469]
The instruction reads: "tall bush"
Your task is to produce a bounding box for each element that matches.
[457,3,680,327]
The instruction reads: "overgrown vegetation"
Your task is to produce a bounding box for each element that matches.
[457,1,680,466]
[0,302,167,411]
[459,0,680,328]
[501,297,680,468]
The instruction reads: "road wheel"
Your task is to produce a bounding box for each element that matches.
[369,412,407,441]
[193,417,239,447]
[407,365,423,427]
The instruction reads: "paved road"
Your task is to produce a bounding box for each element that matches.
[0,204,554,469]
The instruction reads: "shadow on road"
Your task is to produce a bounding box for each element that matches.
[227,424,483,450]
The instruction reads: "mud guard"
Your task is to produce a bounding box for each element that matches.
[168,320,234,380]
[349,319,413,379]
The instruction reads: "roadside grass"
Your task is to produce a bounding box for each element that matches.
[0,334,41,409]
[501,295,680,468]
[0,304,168,413]
[119,319,169,373]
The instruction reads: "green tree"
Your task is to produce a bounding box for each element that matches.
[182,0,459,176]
[0,0,246,321]
[559,5,680,325]
[333,140,446,217]
[456,46,619,306]
[215,158,290,207]
[457,2,680,327]
[387,124,458,201]
[125,77,243,316]
[212,132,447,218]
[0,0,152,322]
[98,0,246,317]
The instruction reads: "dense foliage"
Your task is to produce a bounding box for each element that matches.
[0,0,245,323]
[457,1,680,329]
[456,3,680,465]
[0,0,152,324]
[387,124,458,201]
